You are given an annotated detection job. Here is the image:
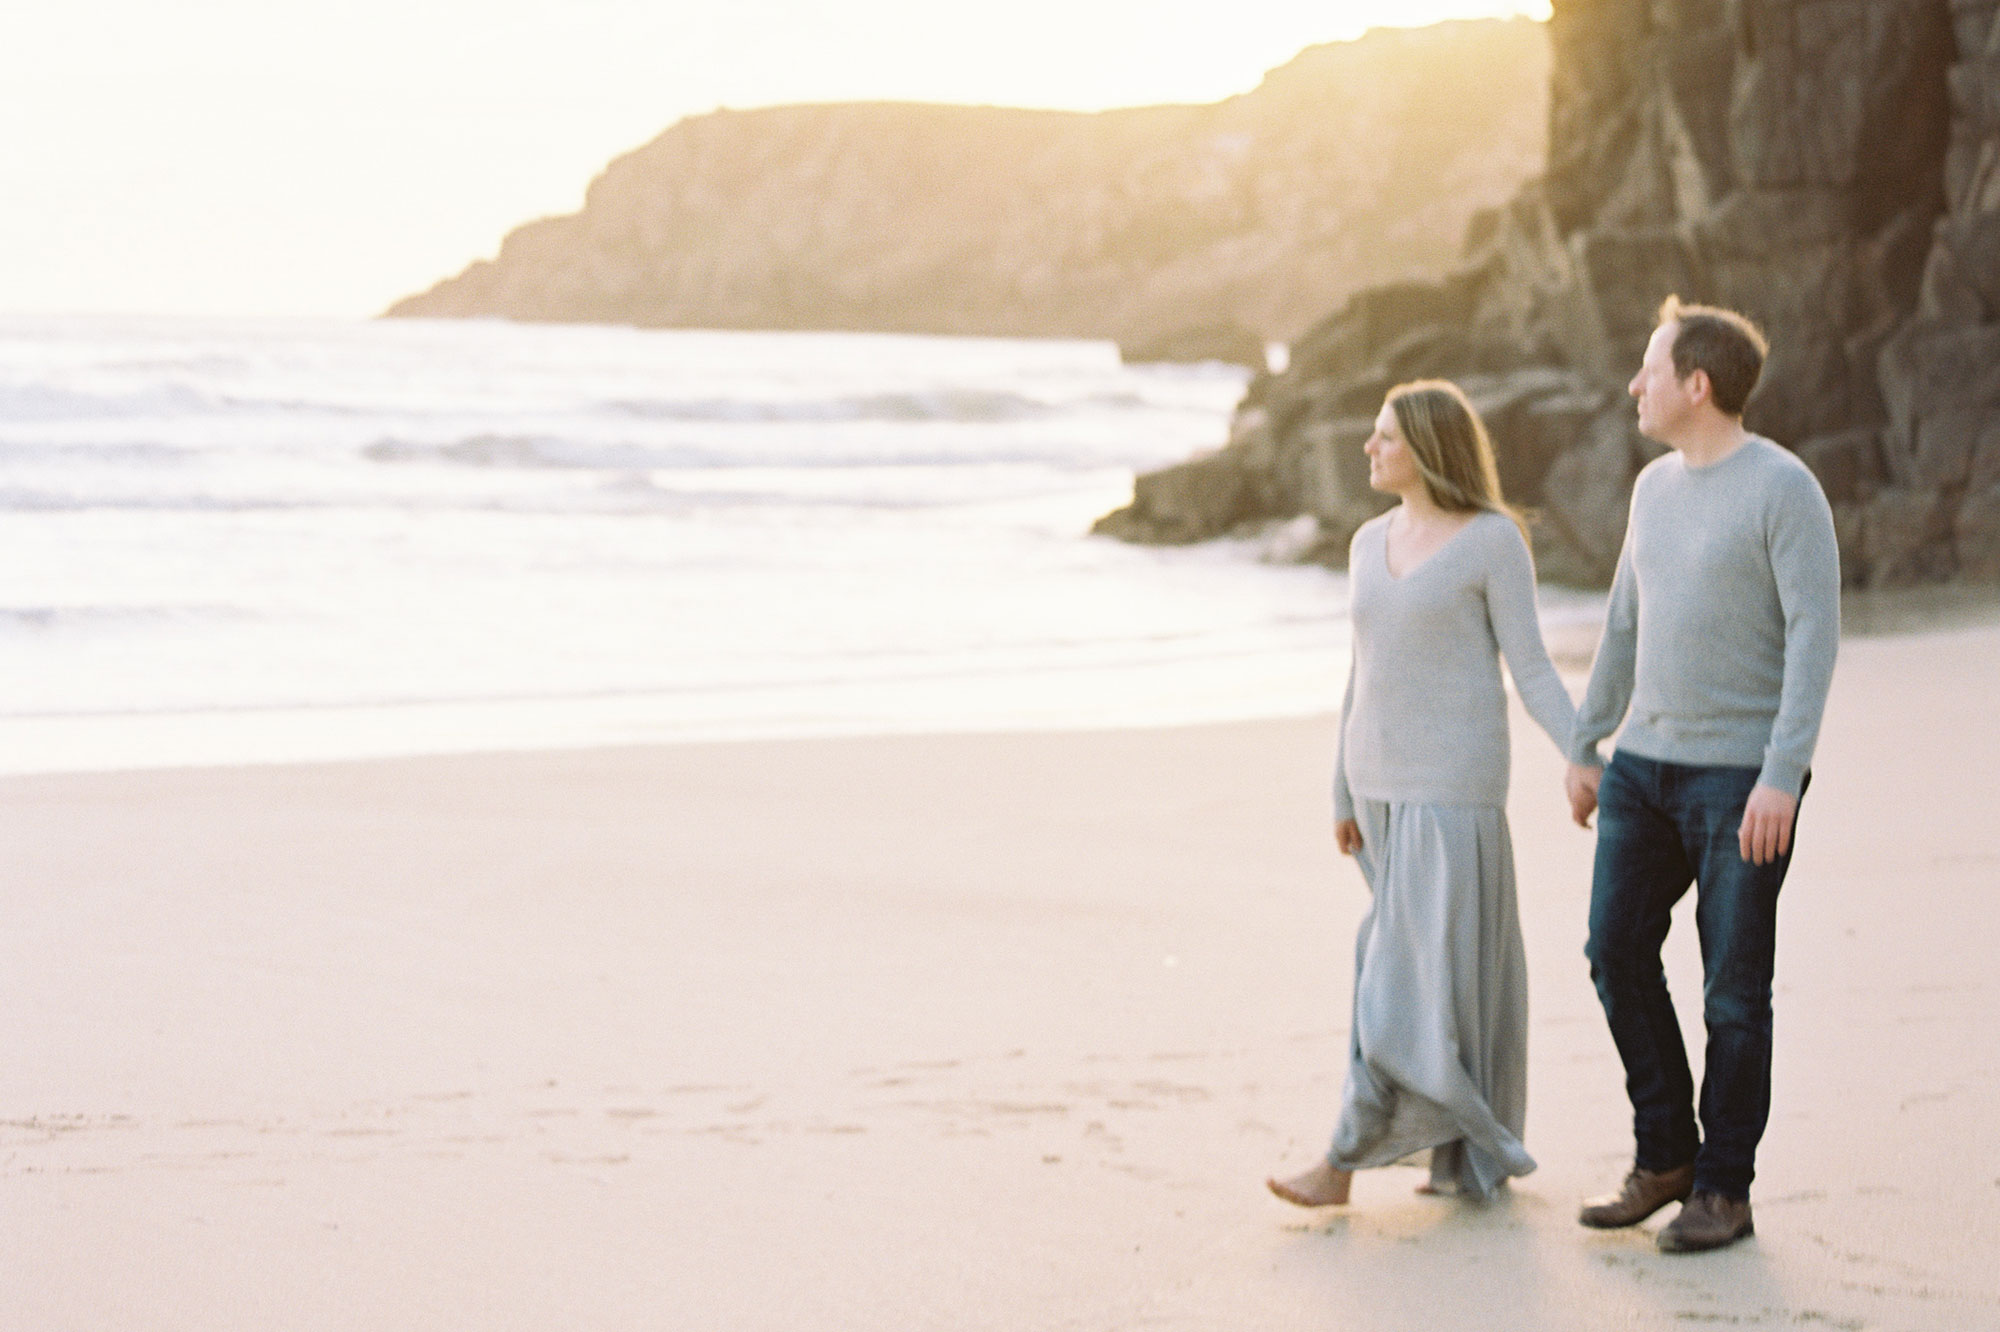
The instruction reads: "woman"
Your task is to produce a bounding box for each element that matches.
[1267,379,1575,1205]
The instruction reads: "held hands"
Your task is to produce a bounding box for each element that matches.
[1738,783,1798,865]
[1335,818,1363,856]
[1564,762,1602,828]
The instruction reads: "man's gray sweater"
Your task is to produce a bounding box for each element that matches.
[1567,436,1841,795]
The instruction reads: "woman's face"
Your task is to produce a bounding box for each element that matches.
[1364,403,1420,497]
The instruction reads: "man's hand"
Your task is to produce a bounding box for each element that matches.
[1738,784,1798,865]
[1335,819,1362,856]
[1565,762,1602,829]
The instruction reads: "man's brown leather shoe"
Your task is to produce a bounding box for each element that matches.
[1577,1163,1695,1228]
[1657,1190,1754,1252]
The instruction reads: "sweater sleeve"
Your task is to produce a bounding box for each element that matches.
[1757,468,1842,794]
[1332,634,1357,824]
[1568,505,1640,767]
[1484,520,1577,755]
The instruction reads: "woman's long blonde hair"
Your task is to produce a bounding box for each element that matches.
[1385,379,1528,545]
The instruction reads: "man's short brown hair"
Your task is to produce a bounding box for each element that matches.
[1657,295,1769,417]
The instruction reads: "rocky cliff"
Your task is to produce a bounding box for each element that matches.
[1097,0,2000,587]
[385,20,1547,353]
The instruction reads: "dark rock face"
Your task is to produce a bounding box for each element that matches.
[385,21,1547,349]
[1877,0,2000,585]
[1099,0,2000,588]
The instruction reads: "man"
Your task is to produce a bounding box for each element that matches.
[1565,297,1840,1253]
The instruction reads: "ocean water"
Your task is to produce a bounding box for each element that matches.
[0,315,1391,774]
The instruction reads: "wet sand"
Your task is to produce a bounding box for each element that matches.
[4,620,1998,1330]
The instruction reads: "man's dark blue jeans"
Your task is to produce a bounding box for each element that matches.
[1585,750,1807,1201]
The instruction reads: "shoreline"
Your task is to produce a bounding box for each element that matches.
[4,585,1990,780]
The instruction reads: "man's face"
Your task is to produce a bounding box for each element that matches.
[1629,322,1701,443]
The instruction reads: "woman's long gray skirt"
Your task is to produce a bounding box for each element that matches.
[1327,796,1536,1198]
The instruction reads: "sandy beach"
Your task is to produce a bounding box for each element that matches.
[5,615,1999,1330]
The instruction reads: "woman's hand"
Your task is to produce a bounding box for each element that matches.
[1564,762,1602,828]
[1335,819,1363,856]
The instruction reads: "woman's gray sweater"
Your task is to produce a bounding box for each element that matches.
[1334,509,1577,819]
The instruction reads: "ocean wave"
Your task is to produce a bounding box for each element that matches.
[0,380,216,423]
[604,388,1054,424]
[212,393,374,416]
[361,434,699,470]
[0,378,404,426]
[0,438,195,464]
[585,470,1042,513]
[0,487,328,514]
[360,432,1108,474]
[0,603,255,633]
[98,355,251,376]
[0,477,959,519]
[2,628,1339,718]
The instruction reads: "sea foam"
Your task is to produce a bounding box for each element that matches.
[0,315,1367,773]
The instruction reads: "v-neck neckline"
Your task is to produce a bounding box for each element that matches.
[1381,510,1483,582]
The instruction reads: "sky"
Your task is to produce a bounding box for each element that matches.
[1,1,1549,319]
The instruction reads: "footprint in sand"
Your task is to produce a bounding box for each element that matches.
[1082,1120,1124,1152]
[544,1152,630,1166]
